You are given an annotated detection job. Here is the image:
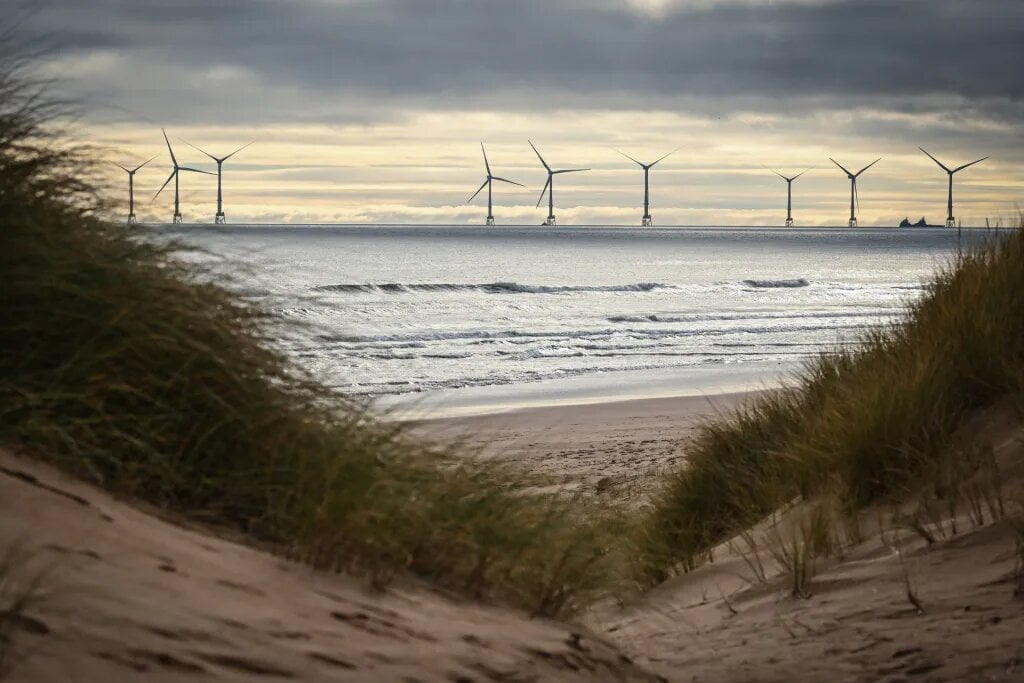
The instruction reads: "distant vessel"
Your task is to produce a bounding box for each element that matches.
[899,216,942,228]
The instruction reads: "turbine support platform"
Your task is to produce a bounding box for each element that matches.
[946,217,956,229]
[486,215,495,226]
[215,212,227,225]
[848,218,858,228]
[642,215,653,227]
[785,218,794,227]
[127,214,137,225]
[545,215,557,226]
[173,213,183,224]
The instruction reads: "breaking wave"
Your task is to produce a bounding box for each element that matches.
[741,278,810,288]
[313,281,675,294]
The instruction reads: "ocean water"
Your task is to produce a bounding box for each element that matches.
[165,225,987,410]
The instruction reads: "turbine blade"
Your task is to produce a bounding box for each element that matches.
[467,179,488,204]
[180,166,215,175]
[162,128,178,166]
[649,148,678,167]
[153,170,176,200]
[763,164,787,180]
[918,147,951,173]
[222,140,255,161]
[528,140,550,172]
[132,154,159,173]
[480,142,491,175]
[952,156,989,173]
[536,176,551,208]
[855,180,861,215]
[855,158,881,177]
[182,138,217,162]
[615,149,644,167]
[791,168,810,180]
[491,176,525,187]
[829,158,853,177]
[552,168,589,174]
[112,161,131,173]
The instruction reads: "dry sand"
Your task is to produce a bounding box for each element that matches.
[0,450,659,683]
[597,404,1024,683]
[3,392,1023,682]
[408,392,755,501]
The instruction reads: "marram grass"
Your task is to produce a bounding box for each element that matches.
[638,218,1024,582]
[0,58,617,617]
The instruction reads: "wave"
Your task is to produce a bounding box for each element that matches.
[608,308,897,324]
[742,278,810,288]
[313,281,675,295]
[319,320,874,347]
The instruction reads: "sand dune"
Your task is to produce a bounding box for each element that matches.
[0,451,659,682]
[3,395,1022,682]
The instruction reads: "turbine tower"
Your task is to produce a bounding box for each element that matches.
[467,143,524,225]
[829,157,881,228]
[529,141,588,226]
[113,155,156,224]
[616,149,676,226]
[918,147,989,228]
[154,129,212,224]
[185,139,255,224]
[767,168,808,227]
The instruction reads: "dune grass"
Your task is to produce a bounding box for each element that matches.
[637,220,1024,582]
[0,56,618,617]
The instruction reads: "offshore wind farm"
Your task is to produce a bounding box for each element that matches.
[127,132,1005,229]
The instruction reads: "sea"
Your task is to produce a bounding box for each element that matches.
[165,225,989,417]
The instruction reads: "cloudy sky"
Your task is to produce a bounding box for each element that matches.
[24,0,1024,226]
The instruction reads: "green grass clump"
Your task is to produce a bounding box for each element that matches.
[639,220,1024,582]
[0,56,614,616]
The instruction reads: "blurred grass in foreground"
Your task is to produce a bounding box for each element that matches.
[0,53,618,618]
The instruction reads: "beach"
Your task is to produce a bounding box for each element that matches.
[407,390,758,501]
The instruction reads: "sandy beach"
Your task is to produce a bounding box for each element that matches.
[407,391,757,501]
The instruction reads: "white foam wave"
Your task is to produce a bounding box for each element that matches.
[313,281,675,295]
[741,278,810,288]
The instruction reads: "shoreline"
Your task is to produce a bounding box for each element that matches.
[376,359,798,420]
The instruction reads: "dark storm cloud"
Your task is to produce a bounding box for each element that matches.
[26,0,1024,123]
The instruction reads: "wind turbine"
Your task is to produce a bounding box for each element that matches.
[766,167,809,227]
[529,141,589,226]
[616,148,676,226]
[467,143,524,225]
[113,155,156,225]
[918,148,988,228]
[829,157,881,227]
[184,139,255,224]
[154,129,213,224]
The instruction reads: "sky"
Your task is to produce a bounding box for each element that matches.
[21,0,1024,226]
